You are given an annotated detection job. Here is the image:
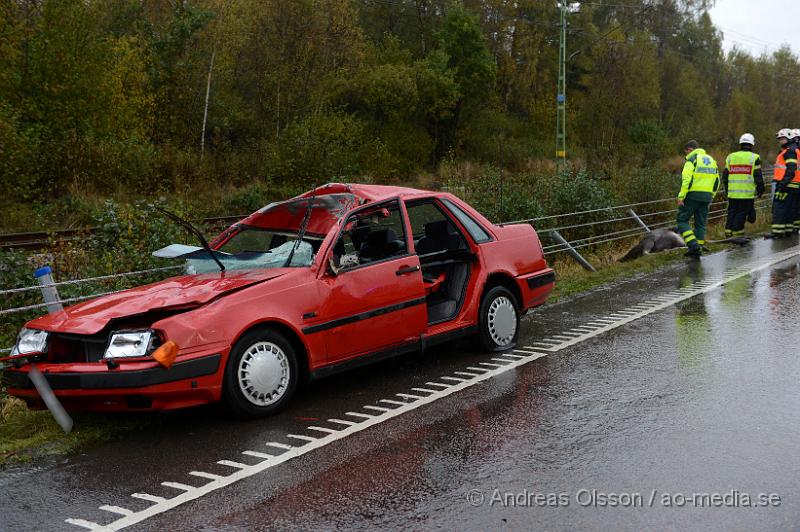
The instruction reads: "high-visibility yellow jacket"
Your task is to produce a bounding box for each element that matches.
[679,148,719,201]
[724,150,759,199]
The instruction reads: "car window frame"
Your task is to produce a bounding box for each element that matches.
[323,197,413,275]
[439,197,494,244]
[404,197,475,256]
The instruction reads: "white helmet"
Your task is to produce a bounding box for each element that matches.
[776,128,791,139]
[792,129,800,139]
[739,133,755,145]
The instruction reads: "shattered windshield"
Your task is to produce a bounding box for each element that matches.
[185,230,317,274]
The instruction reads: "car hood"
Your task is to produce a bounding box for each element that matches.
[28,269,295,335]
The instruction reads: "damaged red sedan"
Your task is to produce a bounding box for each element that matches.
[4,184,554,417]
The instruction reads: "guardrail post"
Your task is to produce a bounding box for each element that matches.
[34,266,63,313]
[628,209,651,232]
[551,230,596,272]
[31,264,73,433]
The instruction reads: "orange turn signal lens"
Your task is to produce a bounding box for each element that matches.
[152,341,179,369]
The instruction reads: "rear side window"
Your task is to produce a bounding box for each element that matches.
[441,199,492,243]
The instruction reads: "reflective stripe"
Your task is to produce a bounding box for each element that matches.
[684,235,697,243]
[775,164,787,169]
[681,230,694,237]
[694,166,718,174]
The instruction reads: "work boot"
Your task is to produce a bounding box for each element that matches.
[684,247,702,259]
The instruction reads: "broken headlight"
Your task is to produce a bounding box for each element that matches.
[104,330,156,359]
[10,328,49,357]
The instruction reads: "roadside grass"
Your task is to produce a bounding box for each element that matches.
[0,397,156,467]
[0,213,773,468]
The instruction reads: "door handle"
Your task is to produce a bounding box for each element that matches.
[396,265,420,276]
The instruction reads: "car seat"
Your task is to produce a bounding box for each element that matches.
[416,220,461,255]
[359,229,403,261]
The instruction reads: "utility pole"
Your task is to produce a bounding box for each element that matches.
[556,1,567,171]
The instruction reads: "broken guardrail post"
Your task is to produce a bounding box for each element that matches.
[34,265,63,314]
[628,208,651,233]
[550,230,596,272]
[32,265,73,433]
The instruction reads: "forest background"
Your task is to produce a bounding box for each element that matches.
[2,0,799,231]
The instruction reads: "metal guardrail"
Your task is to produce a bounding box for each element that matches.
[527,167,776,267]
[0,214,245,251]
[0,265,182,297]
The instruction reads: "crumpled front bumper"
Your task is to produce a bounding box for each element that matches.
[2,351,226,412]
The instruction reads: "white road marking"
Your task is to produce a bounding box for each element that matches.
[217,460,250,469]
[345,412,373,419]
[64,518,101,530]
[98,507,133,517]
[242,450,275,459]
[66,245,800,531]
[410,387,438,393]
[130,494,166,504]
[363,405,392,412]
[327,419,356,426]
[161,482,194,492]
[264,442,293,450]
[188,472,224,481]
[306,426,337,435]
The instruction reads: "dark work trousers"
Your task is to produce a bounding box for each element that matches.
[772,187,799,236]
[725,198,754,237]
[677,198,711,251]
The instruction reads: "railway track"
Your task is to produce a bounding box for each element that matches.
[0,215,245,251]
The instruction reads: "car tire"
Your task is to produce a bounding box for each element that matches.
[222,328,299,418]
[476,286,519,352]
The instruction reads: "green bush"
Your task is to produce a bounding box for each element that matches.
[444,165,544,223]
[615,167,677,205]
[264,112,384,187]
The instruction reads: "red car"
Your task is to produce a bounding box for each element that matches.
[4,184,554,417]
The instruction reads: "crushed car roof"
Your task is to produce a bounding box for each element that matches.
[236,183,434,236]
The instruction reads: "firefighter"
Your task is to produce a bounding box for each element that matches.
[792,129,800,234]
[769,128,800,238]
[722,133,764,238]
[677,140,719,258]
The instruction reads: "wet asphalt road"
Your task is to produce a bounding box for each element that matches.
[2,238,800,532]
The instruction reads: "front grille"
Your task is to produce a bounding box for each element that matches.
[48,332,108,363]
